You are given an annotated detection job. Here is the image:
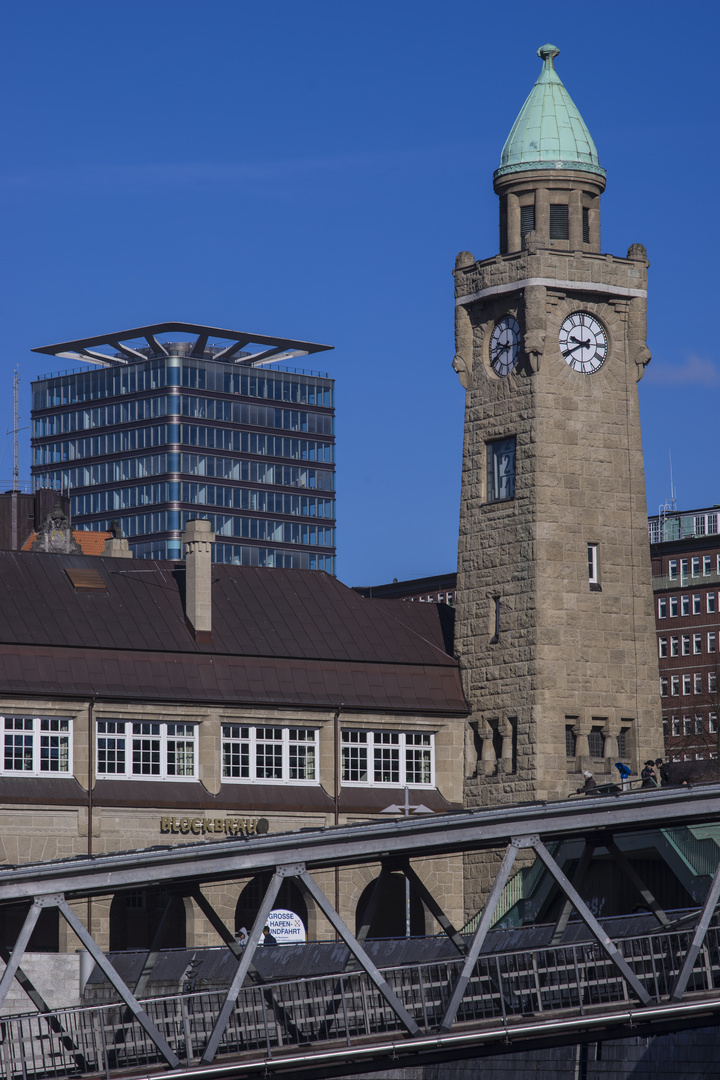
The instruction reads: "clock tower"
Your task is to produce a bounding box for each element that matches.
[454,45,663,834]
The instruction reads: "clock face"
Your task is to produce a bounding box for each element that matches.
[559,312,607,373]
[489,316,521,376]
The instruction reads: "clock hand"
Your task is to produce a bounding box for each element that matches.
[569,336,592,348]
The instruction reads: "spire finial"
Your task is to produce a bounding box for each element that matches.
[537,43,560,67]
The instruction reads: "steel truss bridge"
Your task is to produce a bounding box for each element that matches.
[1,787,720,1079]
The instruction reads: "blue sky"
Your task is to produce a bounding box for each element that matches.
[1,1,718,585]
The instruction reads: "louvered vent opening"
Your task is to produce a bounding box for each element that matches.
[65,568,107,592]
[520,205,535,240]
[549,204,569,239]
[582,207,590,244]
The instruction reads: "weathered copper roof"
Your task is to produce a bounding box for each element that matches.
[0,553,467,715]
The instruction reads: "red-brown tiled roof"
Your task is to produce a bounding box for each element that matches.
[21,530,112,555]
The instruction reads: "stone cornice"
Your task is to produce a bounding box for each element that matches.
[455,277,647,307]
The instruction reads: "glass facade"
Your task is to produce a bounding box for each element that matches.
[31,345,336,572]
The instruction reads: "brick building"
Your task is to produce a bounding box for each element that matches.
[649,505,720,764]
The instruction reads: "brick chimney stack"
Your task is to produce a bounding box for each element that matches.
[183,519,215,641]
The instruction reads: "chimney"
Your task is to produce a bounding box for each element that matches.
[103,522,133,559]
[183,519,215,641]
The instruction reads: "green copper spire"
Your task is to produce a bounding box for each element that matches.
[495,44,605,180]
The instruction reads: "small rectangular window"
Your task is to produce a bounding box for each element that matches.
[658,597,667,618]
[660,677,668,696]
[97,720,197,781]
[588,726,605,757]
[341,729,434,787]
[486,437,516,503]
[694,673,703,694]
[683,675,692,695]
[670,636,679,657]
[617,729,628,757]
[682,595,690,616]
[549,204,569,240]
[582,207,590,244]
[709,593,717,614]
[683,716,692,735]
[693,594,702,615]
[658,638,667,657]
[708,632,717,653]
[682,635,691,656]
[672,716,680,736]
[2,716,72,776]
[669,560,678,580]
[692,557,701,577]
[671,676,680,696]
[222,725,317,783]
[704,556,712,576]
[565,725,577,757]
[694,634,702,654]
[710,713,718,734]
[695,715,704,734]
[681,559,689,582]
[710,673,718,694]
[588,543,599,586]
[670,597,678,617]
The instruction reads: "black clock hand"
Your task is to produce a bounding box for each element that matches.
[569,336,592,347]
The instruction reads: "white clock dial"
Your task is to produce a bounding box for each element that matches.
[559,312,607,373]
[490,316,520,376]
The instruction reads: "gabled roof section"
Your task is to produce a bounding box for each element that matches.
[32,322,333,371]
[22,530,111,555]
[495,44,605,181]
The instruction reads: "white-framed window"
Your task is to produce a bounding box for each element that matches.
[683,675,692,695]
[96,721,197,780]
[587,543,599,585]
[671,716,680,736]
[710,713,718,734]
[693,595,702,615]
[671,676,680,696]
[692,557,701,577]
[704,556,712,576]
[221,725,317,783]
[695,715,704,735]
[660,677,668,696]
[681,559,689,583]
[670,636,679,657]
[717,555,720,575]
[710,673,718,694]
[708,593,717,614]
[658,638,668,658]
[709,632,717,654]
[658,597,667,619]
[694,673,703,694]
[1,716,71,776]
[682,635,691,656]
[668,560,678,580]
[694,634,703,655]
[683,716,692,736]
[341,729,434,786]
[670,597,678,617]
[681,595,690,616]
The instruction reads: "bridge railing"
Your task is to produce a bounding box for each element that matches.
[1,921,719,1079]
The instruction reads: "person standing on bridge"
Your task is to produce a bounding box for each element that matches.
[577,771,598,795]
[641,760,658,787]
[262,925,278,946]
[614,761,633,791]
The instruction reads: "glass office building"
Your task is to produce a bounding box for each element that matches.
[31,322,336,572]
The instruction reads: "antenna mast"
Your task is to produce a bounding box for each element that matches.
[12,367,19,490]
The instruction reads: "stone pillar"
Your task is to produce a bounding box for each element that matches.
[183,519,215,638]
[573,723,590,773]
[568,189,583,250]
[479,721,497,776]
[588,195,601,250]
[506,193,521,253]
[534,187,549,242]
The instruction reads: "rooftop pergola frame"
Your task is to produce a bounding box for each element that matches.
[32,322,334,370]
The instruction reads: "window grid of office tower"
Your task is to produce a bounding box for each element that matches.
[31,327,335,572]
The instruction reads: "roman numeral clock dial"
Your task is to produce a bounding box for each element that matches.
[559,312,607,373]
[489,315,521,376]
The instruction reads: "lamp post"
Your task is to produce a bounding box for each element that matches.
[381,787,433,936]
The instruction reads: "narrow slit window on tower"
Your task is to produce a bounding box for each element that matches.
[490,596,500,644]
[582,207,590,243]
[588,543,601,590]
[549,204,569,240]
[520,205,535,245]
